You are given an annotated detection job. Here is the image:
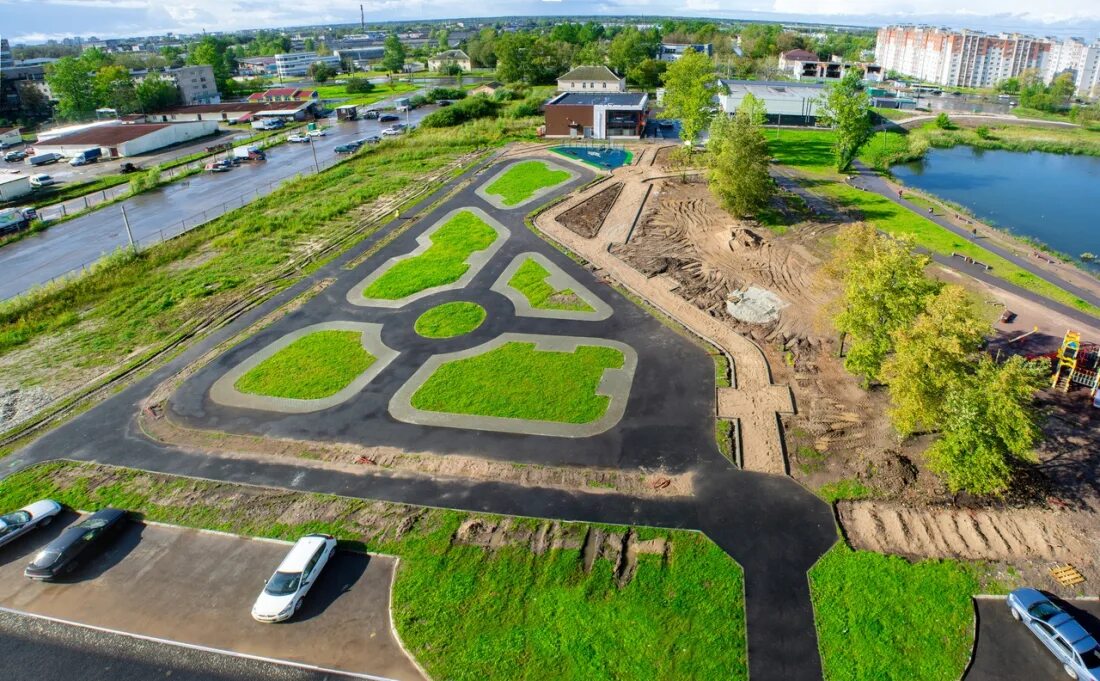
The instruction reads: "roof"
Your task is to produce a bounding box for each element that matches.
[721,80,825,98]
[547,92,647,107]
[472,81,503,90]
[277,535,329,572]
[0,127,18,135]
[0,174,30,186]
[248,88,317,102]
[558,65,622,82]
[781,49,821,62]
[156,101,311,115]
[431,49,469,60]
[36,123,170,147]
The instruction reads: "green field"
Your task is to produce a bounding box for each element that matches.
[508,258,594,312]
[234,330,373,399]
[811,544,990,681]
[414,301,487,338]
[362,210,499,300]
[313,80,418,107]
[411,342,624,423]
[0,461,748,681]
[485,160,571,206]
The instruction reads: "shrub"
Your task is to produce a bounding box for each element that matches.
[345,79,374,94]
[504,97,541,119]
[492,88,521,102]
[427,87,466,102]
[421,95,500,128]
[934,113,953,129]
[410,94,429,108]
[975,126,991,139]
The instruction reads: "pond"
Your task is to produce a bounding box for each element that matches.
[892,146,1100,264]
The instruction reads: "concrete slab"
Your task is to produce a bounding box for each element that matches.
[474,159,579,210]
[490,251,613,321]
[209,322,399,414]
[0,516,425,681]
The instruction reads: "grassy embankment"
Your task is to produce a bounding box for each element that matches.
[234,330,374,399]
[411,342,624,423]
[509,258,594,312]
[484,160,572,206]
[414,301,487,338]
[0,118,541,394]
[361,209,498,300]
[313,80,418,107]
[768,128,1100,317]
[0,461,747,681]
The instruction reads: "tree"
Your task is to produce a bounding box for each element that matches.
[830,224,941,382]
[135,74,181,112]
[308,62,333,83]
[188,36,232,94]
[436,29,450,50]
[345,78,374,94]
[707,93,774,217]
[303,38,315,52]
[626,58,667,90]
[659,49,718,145]
[45,55,99,119]
[16,82,51,118]
[607,27,660,75]
[382,34,406,74]
[94,65,138,113]
[881,286,989,436]
[817,69,872,172]
[927,355,1045,495]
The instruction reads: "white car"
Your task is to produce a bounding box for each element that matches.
[29,173,55,187]
[286,134,310,143]
[381,127,404,137]
[251,534,337,623]
[307,129,326,137]
[0,500,62,548]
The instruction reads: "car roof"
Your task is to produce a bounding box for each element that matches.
[276,535,328,572]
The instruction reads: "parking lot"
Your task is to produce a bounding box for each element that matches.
[966,596,1100,680]
[0,513,424,681]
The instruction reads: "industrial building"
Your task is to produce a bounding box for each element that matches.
[150,100,317,123]
[31,121,219,158]
[274,52,342,78]
[543,92,648,139]
[717,80,824,125]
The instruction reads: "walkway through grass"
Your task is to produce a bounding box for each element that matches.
[234,330,374,399]
[0,461,748,681]
[485,160,571,206]
[508,258,594,312]
[362,210,498,300]
[411,341,624,423]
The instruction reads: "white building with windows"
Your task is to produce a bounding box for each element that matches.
[556,65,626,93]
[274,52,341,78]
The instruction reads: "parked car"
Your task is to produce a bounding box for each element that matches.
[4,150,27,162]
[381,127,404,137]
[29,173,55,187]
[119,162,140,174]
[24,508,128,581]
[205,160,232,173]
[287,134,310,143]
[307,129,326,137]
[1007,588,1100,680]
[379,114,399,123]
[0,500,62,548]
[364,109,380,119]
[356,136,381,145]
[334,143,360,154]
[437,99,452,107]
[251,534,337,623]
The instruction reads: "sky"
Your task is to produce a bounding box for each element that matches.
[3,0,1100,44]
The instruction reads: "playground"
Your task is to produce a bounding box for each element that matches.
[552,143,633,170]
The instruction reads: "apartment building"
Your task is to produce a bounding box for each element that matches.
[165,65,220,105]
[1045,38,1100,98]
[274,52,341,78]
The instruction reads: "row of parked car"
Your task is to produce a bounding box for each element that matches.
[2,500,339,623]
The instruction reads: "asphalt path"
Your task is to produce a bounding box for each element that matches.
[0,96,434,302]
[4,154,839,681]
[966,596,1100,680]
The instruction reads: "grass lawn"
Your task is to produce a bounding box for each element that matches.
[411,341,624,423]
[234,330,374,399]
[767,128,837,173]
[871,107,915,122]
[485,160,571,206]
[414,301,486,338]
[508,258,594,312]
[313,81,418,107]
[362,210,498,300]
[0,461,748,681]
[811,544,990,681]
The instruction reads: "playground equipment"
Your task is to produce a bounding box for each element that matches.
[551,141,633,170]
[1048,331,1100,395]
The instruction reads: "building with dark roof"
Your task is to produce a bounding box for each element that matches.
[659,43,713,62]
[543,91,648,139]
[31,121,219,158]
[148,99,317,123]
[556,65,626,93]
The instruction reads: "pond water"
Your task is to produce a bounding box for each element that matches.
[892,146,1100,263]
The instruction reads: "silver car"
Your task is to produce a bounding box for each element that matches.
[1008,587,1100,680]
[0,500,62,548]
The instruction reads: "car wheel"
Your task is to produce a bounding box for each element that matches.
[40,516,53,527]
[1064,664,1078,679]
[295,599,303,612]
[1010,607,1021,621]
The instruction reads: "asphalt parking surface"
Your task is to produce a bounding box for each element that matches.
[966,596,1100,680]
[0,513,424,681]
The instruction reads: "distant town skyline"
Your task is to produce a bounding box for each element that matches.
[3,0,1100,45]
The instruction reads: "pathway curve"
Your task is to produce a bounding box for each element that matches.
[2,145,838,681]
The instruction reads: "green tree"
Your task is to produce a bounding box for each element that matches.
[626,58,667,89]
[817,69,872,171]
[436,29,450,50]
[830,224,941,382]
[135,74,181,112]
[16,82,52,118]
[706,93,773,217]
[927,355,1045,495]
[659,49,718,145]
[303,38,315,52]
[45,55,99,119]
[494,32,532,83]
[188,36,232,94]
[382,34,406,74]
[607,27,660,75]
[308,61,333,83]
[94,64,138,113]
[881,286,989,436]
[574,42,606,67]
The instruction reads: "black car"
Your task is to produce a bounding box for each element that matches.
[24,508,127,581]
[379,114,399,122]
[119,162,140,173]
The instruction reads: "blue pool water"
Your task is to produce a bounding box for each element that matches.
[552,146,632,169]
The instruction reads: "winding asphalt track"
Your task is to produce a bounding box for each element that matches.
[2,152,838,681]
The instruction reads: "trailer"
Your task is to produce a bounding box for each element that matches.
[0,206,37,236]
[335,105,359,121]
[232,145,266,162]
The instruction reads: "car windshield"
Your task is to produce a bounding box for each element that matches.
[1028,601,1062,621]
[31,549,61,568]
[264,571,302,596]
[0,511,30,527]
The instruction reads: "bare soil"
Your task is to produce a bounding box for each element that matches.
[557,182,623,238]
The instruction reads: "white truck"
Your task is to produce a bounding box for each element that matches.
[250,118,284,131]
[0,206,38,236]
[232,145,266,162]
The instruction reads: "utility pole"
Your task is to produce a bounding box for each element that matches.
[309,134,319,172]
[360,4,365,32]
[121,204,136,253]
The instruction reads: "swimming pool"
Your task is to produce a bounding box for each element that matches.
[551,145,633,170]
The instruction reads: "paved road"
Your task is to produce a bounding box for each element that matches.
[0,514,421,680]
[966,596,1100,680]
[0,96,435,302]
[0,609,354,680]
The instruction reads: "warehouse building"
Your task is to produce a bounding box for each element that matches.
[149,100,316,123]
[543,92,648,139]
[717,80,824,125]
[31,121,219,158]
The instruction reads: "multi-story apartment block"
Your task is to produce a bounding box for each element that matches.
[274,52,341,78]
[165,65,220,105]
